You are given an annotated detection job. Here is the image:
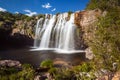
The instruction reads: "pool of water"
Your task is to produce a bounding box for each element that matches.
[0,48,86,67]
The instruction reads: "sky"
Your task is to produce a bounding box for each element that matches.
[0,0,89,16]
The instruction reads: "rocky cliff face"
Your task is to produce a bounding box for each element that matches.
[0,12,39,49]
[74,9,106,59]
[12,19,36,38]
[75,9,102,27]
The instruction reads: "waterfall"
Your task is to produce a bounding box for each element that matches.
[34,18,44,47]
[34,13,81,52]
[40,15,56,48]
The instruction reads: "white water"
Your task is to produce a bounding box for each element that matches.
[33,13,85,53]
[39,15,56,48]
[34,18,44,48]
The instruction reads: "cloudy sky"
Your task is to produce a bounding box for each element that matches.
[0,0,89,16]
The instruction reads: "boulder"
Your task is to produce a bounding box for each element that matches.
[53,58,72,68]
[0,60,21,68]
[85,48,94,60]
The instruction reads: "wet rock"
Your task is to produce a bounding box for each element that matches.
[53,58,72,68]
[0,60,21,68]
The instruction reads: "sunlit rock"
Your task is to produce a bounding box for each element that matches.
[0,60,21,68]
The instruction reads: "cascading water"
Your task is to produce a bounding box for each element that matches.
[54,13,75,50]
[34,18,44,48]
[40,15,56,48]
[33,13,85,53]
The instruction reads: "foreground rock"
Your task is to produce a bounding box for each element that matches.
[53,58,72,68]
[96,71,120,80]
[112,71,120,80]
[85,48,94,60]
[0,60,21,68]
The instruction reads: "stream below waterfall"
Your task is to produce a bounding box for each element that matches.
[0,47,86,67]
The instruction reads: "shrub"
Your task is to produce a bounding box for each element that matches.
[40,59,53,68]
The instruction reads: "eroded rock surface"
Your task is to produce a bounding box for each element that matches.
[75,9,102,27]
[74,9,105,59]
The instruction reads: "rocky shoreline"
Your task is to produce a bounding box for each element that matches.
[0,59,120,80]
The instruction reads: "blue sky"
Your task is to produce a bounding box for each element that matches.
[0,0,89,16]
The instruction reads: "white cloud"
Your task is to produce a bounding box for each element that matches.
[51,8,56,12]
[42,3,52,9]
[15,11,19,14]
[24,9,37,16]
[0,7,7,12]
[24,10,31,13]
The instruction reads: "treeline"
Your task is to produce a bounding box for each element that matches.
[0,12,44,30]
[86,0,120,11]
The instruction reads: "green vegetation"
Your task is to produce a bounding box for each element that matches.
[37,14,45,19]
[0,61,96,80]
[0,11,44,37]
[85,0,120,72]
[86,0,120,11]
[40,59,53,68]
[0,12,14,30]
[67,11,73,21]
[0,64,35,80]
[40,60,96,80]
[0,0,120,79]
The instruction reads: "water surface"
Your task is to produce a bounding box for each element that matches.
[0,48,86,67]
